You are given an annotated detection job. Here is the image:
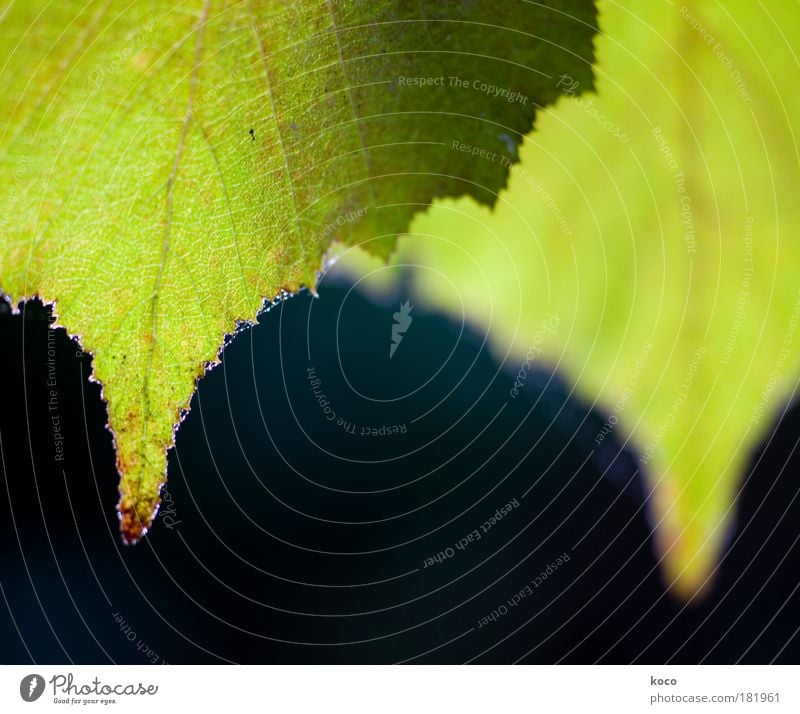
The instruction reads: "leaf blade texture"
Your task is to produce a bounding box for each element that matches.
[0,0,597,540]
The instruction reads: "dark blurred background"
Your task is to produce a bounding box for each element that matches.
[2,268,800,664]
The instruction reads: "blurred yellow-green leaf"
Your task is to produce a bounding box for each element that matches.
[374,0,800,597]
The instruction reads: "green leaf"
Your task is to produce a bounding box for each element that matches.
[0,0,597,541]
[391,0,800,597]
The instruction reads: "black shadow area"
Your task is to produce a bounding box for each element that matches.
[1,275,800,663]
